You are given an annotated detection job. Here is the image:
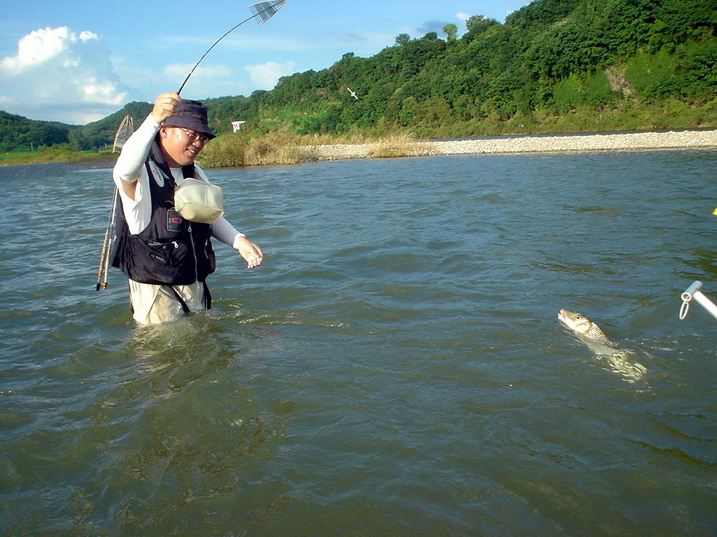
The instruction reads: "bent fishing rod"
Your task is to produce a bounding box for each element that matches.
[177,0,288,95]
[97,2,287,291]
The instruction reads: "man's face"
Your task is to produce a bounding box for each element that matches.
[159,127,209,167]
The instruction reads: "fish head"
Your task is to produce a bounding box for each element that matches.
[558,308,612,344]
[558,309,594,336]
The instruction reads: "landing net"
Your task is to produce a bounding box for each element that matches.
[249,0,287,24]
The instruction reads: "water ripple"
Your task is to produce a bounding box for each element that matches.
[1,153,716,535]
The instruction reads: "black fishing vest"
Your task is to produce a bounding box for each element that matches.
[112,152,216,286]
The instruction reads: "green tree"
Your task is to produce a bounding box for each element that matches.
[443,23,458,43]
[399,96,418,126]
[68,129,91,151]
[464,15,499,41]
[395,33,411,46]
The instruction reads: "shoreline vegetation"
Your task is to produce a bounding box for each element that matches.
[2,129,715,168]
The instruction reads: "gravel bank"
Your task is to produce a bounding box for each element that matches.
[305,129,717,161]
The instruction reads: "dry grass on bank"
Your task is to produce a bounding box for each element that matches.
[198,127,717,168]
[198,132,419,168]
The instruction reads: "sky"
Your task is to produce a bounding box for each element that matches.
[0,0,533,125]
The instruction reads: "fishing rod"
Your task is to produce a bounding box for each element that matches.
[177,0,288,95]
[97,3,287,290]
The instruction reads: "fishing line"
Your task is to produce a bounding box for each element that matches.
[177,0,288,95]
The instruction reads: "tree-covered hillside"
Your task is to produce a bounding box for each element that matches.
[2,0,715,152]
[0,112,73,153]
[70,101,152,151]
[214,0,714,137]
[0,102,152,153]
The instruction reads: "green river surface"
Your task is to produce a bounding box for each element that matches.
[1,149,716,536]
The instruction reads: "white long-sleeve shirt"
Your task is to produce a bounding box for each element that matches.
[112,115,245,247]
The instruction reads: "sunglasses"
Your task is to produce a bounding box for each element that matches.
[175,127,210,144]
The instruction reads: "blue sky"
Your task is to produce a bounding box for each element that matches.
[0,0,533,124]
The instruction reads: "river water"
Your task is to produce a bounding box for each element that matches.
[1,150,716,536]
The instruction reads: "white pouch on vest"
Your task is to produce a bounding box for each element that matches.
[174,178,224,224]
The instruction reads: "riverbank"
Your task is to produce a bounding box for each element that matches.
[3,129,715,167]
[302,129,717,161]
[0,149,115,167]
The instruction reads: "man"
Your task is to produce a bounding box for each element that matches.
[112,92,263,325]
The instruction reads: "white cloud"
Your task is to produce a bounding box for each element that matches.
[159,62,247,99]
[0,26,128,123]
[164,62,233,86]
[457,12,470,22]
[245,60,296,90]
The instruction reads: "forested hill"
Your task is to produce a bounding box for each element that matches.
[2,0,716,152]
[0,101,152,153]
[216,0,715,138]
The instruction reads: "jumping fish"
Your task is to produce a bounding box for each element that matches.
[558,308,647,383]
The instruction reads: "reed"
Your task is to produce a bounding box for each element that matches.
[198,131,420,168]
[364,133,419,159]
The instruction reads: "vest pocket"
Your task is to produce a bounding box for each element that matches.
[133,238,193,284]
[205,242,216,275]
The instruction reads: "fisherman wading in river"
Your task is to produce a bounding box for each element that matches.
[111,92,263,325]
